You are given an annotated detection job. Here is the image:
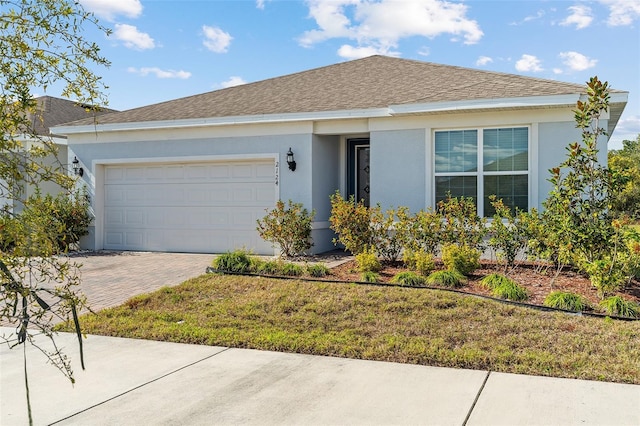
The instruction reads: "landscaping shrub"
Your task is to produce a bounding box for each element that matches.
[212,250,253,273]
[491,279,528,301]
[487,196,527,269]
[329,191,372,255]
[307,263,330,277]
[581,257,626,299]
[599,296,639,318]
[404,208,442,255]
[2,189,92,255]
[479,273,513,291]
[441,243,480,275]
[256,199,315,257]
[437,195,487,250]
[281,262,304,277]
[370,205,405,262]
[544,291,590,312]
[360,271,380,283]
[391,271,426,287]
[403,249,435,276]
[256,260,282,275]
[425,270,465,288]
[355,246,381,273]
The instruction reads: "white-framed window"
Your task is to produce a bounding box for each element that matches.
[434,127,529,216]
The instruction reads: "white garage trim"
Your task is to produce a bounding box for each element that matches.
[93,154,279,254]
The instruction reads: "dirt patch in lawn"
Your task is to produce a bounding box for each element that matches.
[329,260,640,309]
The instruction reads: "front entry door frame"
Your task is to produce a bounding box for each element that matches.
[347,138,370,207]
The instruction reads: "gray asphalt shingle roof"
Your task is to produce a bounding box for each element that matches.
[29,96,117,136]
[66,55,623,127]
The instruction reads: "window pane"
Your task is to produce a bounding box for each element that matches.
[436,175,477,206]
[483,128,528,172]
[435,130,477,173]
[483,175,528,216]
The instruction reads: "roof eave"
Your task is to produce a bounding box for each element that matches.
[51,108,393,135]
[52,93,628,136]
[389,94,583,115]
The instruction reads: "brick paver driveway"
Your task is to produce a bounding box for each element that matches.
[69,251,214,312]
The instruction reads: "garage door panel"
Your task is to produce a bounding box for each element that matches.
[104,160,276,254]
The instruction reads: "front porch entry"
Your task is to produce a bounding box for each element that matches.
[347,138,370,207]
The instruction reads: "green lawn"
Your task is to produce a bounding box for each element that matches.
[59,274,640,384]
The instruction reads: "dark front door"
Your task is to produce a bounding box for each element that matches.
[347,138,370,207]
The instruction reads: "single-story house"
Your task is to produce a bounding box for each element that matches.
[1,96,116,212]
[53,55,628,255]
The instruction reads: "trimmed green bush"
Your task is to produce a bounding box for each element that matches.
[391,271,426,287]
[355,246,381,273]
[425,270,465,288]
[256,199,315,257]
[599,296,639,318]
[403,249,435,276]
[212,250,253,273]
[441,243,481,275]
[544,291,590,312]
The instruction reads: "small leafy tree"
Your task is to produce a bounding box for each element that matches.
[256,199,315,257]
[543,77,619,264]
[1,1,110,422]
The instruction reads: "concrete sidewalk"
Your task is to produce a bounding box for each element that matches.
[1,328,639,426]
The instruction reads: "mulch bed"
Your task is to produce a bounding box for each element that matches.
[329,260,640,308]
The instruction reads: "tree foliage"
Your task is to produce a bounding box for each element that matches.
[608,134,640,219]
[542,76,618,263]
[0,0,110,417]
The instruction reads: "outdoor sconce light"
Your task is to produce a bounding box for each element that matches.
[72,156,84,177]
[286,147,296,171]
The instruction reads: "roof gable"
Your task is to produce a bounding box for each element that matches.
[66,55,624,127]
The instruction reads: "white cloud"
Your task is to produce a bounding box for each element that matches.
[599,0,640,26]
[202,25,233,53]
[560,5,593,29]
[553,68,563,74]
[475,56,493,66]
[80,0,143,21]
[299,0,483,56]
[515,54,543,72]
[417,46,431,57]
[510,10,545,26]
[113,24,155,50]
[559,51,597,71]
[221,76,247,88]
[256,0,270,9]
[337,44,399,60]
[128,67,191,79]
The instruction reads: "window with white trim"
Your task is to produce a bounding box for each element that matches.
[434,127,529,216]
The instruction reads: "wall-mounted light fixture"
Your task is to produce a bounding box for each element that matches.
[286,147,296,171]
[72,156,84,177]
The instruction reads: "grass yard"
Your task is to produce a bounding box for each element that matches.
[59,274,640,384]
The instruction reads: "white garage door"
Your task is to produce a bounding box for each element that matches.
[103,160,276,254]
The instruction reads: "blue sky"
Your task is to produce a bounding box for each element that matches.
[75,0,639,149]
